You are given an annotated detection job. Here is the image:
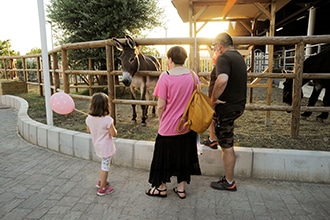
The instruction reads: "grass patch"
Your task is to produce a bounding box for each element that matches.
[15,85,159,140]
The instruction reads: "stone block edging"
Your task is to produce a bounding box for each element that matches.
[1,94,329,183]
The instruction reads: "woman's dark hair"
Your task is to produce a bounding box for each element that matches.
[89,92,110,116]
[167,46,187,65]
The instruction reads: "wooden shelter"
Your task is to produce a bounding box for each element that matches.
[170,0,291,37]
[171,0,292,125]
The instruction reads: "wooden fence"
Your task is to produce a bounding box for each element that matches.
[1,35,330,137]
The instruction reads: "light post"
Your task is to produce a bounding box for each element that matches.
[47,21,54,49]
[37,0,53,126]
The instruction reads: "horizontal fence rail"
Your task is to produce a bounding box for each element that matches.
[1,35,330,137]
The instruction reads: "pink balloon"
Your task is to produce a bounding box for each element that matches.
[50,92,75,115]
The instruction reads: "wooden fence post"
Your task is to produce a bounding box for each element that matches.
[106,44,116,124]
[3,58,8,79]
[52,52,60,92]
[37,57,43,96]
[48,54,54,94]
[22,57,28,92]
[62,49,69,93]
[9,59,15,78]
[291,42,304,138]
[88,58,93,96]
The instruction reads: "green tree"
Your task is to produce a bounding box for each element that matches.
[47,0,164,88]
[27,48,42,55]
[0,40,20,73]
[47,0,164,44]
[0,40,17,56]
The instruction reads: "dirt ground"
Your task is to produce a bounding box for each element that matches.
[24,84,329,152]
[67,84,330,152]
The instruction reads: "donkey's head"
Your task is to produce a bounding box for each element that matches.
[113,35,140,86]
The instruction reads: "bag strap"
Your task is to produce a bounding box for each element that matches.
[177,72,198,133]
[191,71,197,89]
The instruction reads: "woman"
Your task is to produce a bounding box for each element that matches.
[145,46,201,199]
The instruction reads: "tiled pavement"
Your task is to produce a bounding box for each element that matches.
[0,104,330,220]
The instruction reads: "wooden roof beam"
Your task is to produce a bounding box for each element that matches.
[254,3,271,20]
[198,18,252,22]
[192,0,271,7]
[196,22,209,35]
[238,20,253,35]
[222,0,237,19]
[193,5,208,21]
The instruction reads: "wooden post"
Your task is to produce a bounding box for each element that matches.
[53,53,60,92]
[37,57,43,96]
[249,46,255,103]
[74,72,78,93]
[22,57,28,92]
[3,58,8,79]
[9,59,14,79]
[188,1,194,70]
[62,49,69,93]
[249,19,257,103]
[48,54,54,94]
[194,40,200,73]
[106,44,116,124]
[88,58,93,96]
[291,42,304,138]
[265,0,276,126]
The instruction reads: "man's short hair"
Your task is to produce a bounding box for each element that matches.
[213,32,233,47]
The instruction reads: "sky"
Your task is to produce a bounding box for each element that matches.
[0,0,228,55]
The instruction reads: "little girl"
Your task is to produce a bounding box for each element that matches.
[86,92,117,196]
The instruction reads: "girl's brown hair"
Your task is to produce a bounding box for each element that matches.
[167,46,187,64]
[89,92,110,116]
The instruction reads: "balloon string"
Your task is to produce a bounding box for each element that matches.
[74,108,88,116]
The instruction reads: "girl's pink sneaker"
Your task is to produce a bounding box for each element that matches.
[97,186,114,196]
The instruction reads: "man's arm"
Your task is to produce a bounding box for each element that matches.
[211,73,228,106]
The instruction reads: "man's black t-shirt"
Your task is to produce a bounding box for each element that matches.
[214,50,247,117]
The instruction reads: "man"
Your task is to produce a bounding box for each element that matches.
[210,32,247,191]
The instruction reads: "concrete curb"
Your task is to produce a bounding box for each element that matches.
[1,94,329,183]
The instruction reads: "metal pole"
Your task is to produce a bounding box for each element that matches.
[306,6,316,56]
[37,0,53,125]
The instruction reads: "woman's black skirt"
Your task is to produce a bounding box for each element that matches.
[148,131,202,187]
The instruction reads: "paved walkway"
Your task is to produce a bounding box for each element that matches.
[0,104,330,220]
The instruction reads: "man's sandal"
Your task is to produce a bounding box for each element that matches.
[173,187,186,199]
[145,187,167,198]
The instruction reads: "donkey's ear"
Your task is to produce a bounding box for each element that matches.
[125,35,136,49]
[112,38,124,51]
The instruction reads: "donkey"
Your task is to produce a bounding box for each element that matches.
[283,47,330,121]
[113,35,161,125]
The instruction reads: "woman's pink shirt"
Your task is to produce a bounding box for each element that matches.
[154,72,197,136]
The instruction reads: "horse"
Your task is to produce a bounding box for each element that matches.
[283,47,330,121]
[112,35,161,125]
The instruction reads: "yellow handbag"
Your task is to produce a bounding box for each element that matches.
[177,72,214,133]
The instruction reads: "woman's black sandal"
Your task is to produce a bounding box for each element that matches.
[145,187,167,198]
[173,187,186,199]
